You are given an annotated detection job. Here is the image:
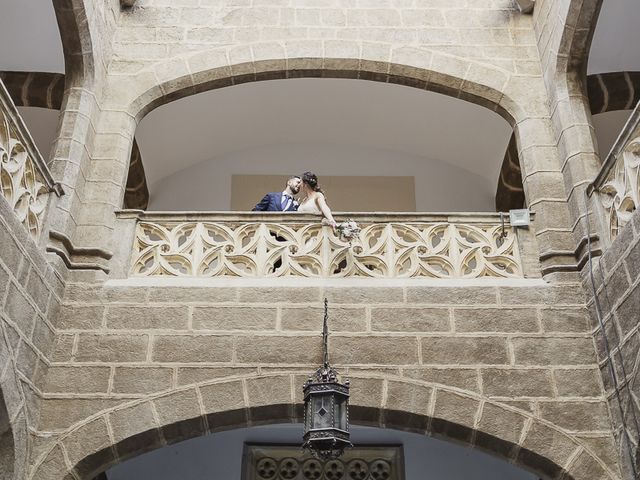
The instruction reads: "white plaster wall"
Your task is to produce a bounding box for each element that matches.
[17,107,61,161]
[0,1,64,73]
[136,80,511,190]
[588,0,640,74]
[591,110,633,160]
[106,424,536,480]
[148,143,496,212]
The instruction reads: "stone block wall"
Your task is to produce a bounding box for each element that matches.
[584,210,640,478]
[29,279,620,479]
[67,0,583,281]
[114,0,538,76]
[1,2,627,480]
[0,196,66,479]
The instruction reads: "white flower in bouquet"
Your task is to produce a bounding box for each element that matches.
[335,219,361,242]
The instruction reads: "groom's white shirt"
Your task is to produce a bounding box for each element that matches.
[280,191,298,211]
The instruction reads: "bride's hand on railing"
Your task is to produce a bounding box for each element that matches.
[321,217,337,232]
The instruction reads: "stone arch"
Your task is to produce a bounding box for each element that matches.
[0,70,149,210]
[558,0,604,77]
[495,69,640,211]
[547,0,604,126]
[52,0,96,89]
[112,46,529,213]
[30,374,616,480]
[125,45,525,125]
[79,44,560,266]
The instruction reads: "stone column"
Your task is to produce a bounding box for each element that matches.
[507,76,583,280]
[70,108,137,276]
[532,0,606,273]
[43,0,122,276]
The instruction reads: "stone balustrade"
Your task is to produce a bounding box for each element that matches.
[592,101,640,241]
[118,211,538,279]
[0,79,61,239]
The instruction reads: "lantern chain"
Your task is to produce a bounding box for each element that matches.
[323,297,329,368]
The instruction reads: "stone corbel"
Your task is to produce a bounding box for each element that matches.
[515,0,535,14]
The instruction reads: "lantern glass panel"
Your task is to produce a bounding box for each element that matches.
[312,395,332,429]
[334,397,347,430]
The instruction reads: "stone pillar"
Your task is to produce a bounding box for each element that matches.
[530,0,606,277]
[68,109,137,275]
[550,73,604,254]
[43,0,123,276]
[507,75,582,280]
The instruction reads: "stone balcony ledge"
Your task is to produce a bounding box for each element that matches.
[114,210,540,280]
[103,274,548,288]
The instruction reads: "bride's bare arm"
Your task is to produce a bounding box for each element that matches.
[316,194,336,227]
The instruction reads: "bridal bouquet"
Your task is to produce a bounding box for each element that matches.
[335,219,361,242]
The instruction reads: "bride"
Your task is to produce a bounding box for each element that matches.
[297,171,337,230]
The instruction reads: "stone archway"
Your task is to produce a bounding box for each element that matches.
[80,47,578,275]
[123,48,526,216]
[52,0,98,89]
[29,374,618,480]
[559,0,604,76]
[128,48,523,126]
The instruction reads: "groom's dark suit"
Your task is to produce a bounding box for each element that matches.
[252,192,298,212]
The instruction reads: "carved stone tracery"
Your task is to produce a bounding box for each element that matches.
[594,101,640,241]
[130,217,524,279]
[0,71,149,211]
[0,105,50,238]
[599,140,640,239]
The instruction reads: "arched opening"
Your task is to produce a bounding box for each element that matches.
[0,2,64,74]
[0,2,148,218]
[134,77,513,213]
[587,0,640,160]
[35,373,609,480]
[0,1,65,162]
[0,391,15,480]
[103,424,538,480]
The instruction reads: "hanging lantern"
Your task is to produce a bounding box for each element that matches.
[302,298,352,460]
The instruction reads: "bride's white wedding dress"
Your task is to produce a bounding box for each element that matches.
[297,198,321,214]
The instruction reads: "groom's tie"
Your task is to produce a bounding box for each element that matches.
[281,194,291,211]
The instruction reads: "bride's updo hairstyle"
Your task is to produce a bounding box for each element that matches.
[302,171,324,194]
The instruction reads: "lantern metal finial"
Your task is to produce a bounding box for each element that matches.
[302,298,352,460]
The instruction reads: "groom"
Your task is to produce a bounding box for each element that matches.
[252,175,301,212]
